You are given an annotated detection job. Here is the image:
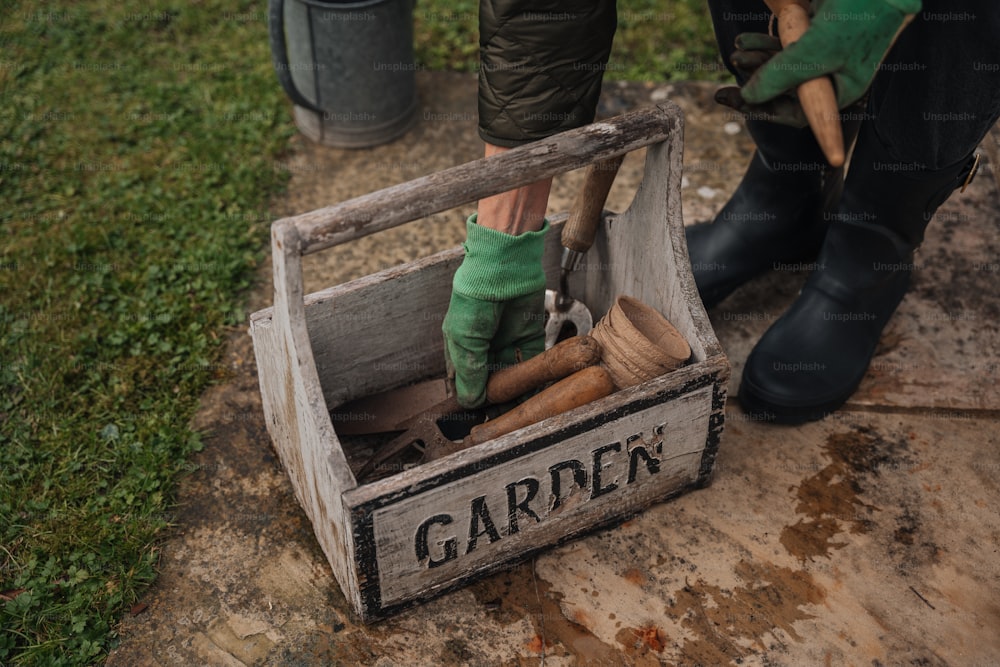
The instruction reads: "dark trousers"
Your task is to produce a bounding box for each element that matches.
[707,0,1000,169]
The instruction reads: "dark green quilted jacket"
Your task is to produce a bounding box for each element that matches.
[478,0,617,147]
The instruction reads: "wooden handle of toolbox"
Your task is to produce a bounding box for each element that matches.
[765,0,844,167]
[467,365,616,446]
[485,335,602,405]
[562,155,625,254]
[273,105,682,257]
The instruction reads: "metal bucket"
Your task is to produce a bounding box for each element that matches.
[268,0,419,148]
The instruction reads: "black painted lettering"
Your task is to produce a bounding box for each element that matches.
[505,477,541,535]
[549,459,587,510]
[415,514,458,568]
[467,495,501,553]
[592,442,621,498]
[627,444,661,484]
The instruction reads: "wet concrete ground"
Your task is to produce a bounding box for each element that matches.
[106,73,1000,666]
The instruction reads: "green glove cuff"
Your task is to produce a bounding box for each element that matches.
[883,0,921,14]
[452,214,549,301]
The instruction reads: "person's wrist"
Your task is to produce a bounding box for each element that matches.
[453,214,548,300]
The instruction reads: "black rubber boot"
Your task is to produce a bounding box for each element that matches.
[739,127,980,424]
[686,120,847,309]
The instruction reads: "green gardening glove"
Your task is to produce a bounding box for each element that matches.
[716,32,813,127]
[741,0,922,111]
[442,215,549,408]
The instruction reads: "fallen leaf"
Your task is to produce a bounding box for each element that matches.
[526,634,548,654]
[636,626,664,652]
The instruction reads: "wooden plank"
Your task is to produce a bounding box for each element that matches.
[250,217,591,408]
[302,249,459,406]
[348,382,714,616]
[251,222,362,609]
[606,137,715,363]
[283,104,683,256]
[344,358,725,507]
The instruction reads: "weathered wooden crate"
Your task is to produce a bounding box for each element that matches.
[249,103,729,622]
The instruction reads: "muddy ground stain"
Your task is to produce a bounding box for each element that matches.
[469,562,627,665]
[780,426,910,561]
[662,560,826,664]
[615,625,668,665]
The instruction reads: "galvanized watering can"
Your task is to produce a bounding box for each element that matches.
[268,0,419,147]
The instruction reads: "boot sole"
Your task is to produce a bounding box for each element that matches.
[737,374,857,425]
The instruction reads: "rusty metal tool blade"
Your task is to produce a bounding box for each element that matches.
[356,395,466,480]
[544,289,593,346]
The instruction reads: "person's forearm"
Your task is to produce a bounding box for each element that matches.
[476,143,552,235]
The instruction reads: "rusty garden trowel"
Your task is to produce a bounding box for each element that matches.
[545,154,624,347]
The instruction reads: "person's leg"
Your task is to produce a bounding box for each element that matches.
[739,1,1000,422]
[444,1,618,406]
[478,145,552,235]
[686,118,843,308]
[475,0,616,235]
[690,0,849,308]
[865,0,1000,176]
[705,0,769,80]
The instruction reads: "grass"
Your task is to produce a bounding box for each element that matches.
[414,0,724,81]
[612,0,726,81]
[0,1,719,664]
[0,1,293,663]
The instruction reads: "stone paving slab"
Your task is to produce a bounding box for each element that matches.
[107,72,1000,667]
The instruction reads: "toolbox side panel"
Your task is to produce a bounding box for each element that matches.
[607,139,708,362]
[357,385,712,614]
[292,221,598,410]
[305,250,461,407]
[250,311,363,609]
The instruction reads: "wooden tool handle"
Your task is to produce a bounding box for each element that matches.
[562,155,625,254]
[765,0,844,167]
[468,365,615,446]
[485,335,602,405]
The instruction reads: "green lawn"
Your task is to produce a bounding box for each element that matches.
[0,1,720,663]
[414,0,724,81]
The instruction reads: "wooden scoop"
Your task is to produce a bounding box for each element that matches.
[764,0,844,167]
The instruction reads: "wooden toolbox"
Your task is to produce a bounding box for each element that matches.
[249,103,730,622]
